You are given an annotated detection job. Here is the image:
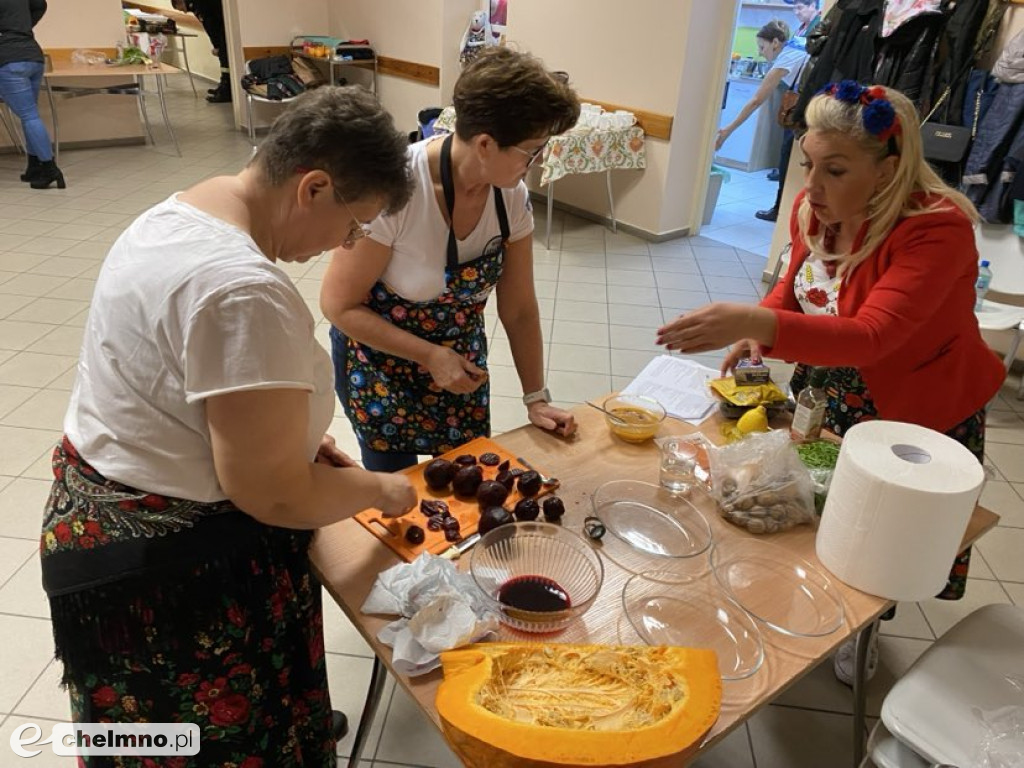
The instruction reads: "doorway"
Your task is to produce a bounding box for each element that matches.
[702,0,810,256]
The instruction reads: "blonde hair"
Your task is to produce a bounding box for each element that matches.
[798,85,978,272]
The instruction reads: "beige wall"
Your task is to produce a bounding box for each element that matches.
[0,0,145,152]
[664,1,739,235]
[240,0,328,45]
[327,0,456,133]
[508,0,730,238]
[229,0,330,130]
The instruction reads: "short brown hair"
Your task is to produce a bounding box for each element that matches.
[757,19,790,44]
[252,86,412,214]
[453,47,580,146]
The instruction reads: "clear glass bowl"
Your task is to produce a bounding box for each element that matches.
[591,479,713,576]
[622,570,764,680]
[470,522,604,633]
[710,538,845,637]
[602,394,666,443]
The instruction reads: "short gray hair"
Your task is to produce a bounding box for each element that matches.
[252,86,412,214]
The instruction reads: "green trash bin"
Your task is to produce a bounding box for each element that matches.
[702,165,730,226]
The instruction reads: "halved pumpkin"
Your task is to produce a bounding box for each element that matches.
[436,643,722,768]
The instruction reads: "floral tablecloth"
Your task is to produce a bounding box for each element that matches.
[434,106,646,186]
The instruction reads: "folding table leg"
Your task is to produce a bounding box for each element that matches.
[178,37,199,98]
[546,181,555,250]
[852,622,875,767]
[136,78,156,147]
[606,169,617,233]
[43,79,59,163]
[155,74,181,156]
[347,655,387,768]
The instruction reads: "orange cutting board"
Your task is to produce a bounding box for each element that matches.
[354,437,556,562]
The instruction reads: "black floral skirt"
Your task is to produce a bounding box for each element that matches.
[41,438,336,767]
[790,366,984,601]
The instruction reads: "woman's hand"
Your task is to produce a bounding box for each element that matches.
[527,401,577,437]
[656,303,776,355]
[314,434,358,467]
[720,340,763,377]
[715,128,732,151]
[373,473,418,518]
[425,346,487,395]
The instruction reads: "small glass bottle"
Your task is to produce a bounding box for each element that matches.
[791,367,828,442]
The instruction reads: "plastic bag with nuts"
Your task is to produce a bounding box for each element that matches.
[708,429,815,533]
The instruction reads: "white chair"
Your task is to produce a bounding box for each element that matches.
[976,298,1024,400]
[243,59,302,147]
[862,603,1024,768]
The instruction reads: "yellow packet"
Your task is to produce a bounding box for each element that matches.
[709,377,788,406]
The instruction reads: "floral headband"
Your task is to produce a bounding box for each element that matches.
[819,80,901,154]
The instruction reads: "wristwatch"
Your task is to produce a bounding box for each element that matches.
[522,387,551,405]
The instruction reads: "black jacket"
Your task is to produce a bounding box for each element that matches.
[0,0,46,67]
[792,0,884,127]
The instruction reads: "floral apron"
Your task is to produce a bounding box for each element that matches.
[790,364,982,600]
[338,134,508,455]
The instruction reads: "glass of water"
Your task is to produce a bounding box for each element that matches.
[659,438,698,495]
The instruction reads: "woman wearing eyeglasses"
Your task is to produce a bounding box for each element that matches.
[321,47,580,471]
[41,86,417,766]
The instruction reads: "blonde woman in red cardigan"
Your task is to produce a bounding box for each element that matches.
[658,82,1004,682]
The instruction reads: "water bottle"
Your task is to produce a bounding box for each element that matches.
[975,260,993,311]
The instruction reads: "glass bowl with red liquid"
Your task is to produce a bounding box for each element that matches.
[469,522,604,633]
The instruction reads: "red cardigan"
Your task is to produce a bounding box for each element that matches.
[761,191,1004,432]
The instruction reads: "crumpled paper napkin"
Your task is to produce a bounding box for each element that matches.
[361,553,499,676]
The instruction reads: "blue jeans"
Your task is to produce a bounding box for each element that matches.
[0,60,53,161]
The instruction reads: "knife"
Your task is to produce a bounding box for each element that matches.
[439,532,481,560]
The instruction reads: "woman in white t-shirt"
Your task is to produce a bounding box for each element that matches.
[40,87,416,766]
[321,48,580,471]
[717,20,809,221]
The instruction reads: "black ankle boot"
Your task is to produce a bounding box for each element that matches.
[206,75,232,104]
[20,154,40,182]
[29,160,66,190]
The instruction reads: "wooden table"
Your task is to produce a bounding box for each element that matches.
[42,60,183,158]
[311,404,1000,767]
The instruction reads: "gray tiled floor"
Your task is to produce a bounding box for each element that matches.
[2,82,1024,766]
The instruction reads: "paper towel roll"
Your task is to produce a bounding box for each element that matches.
[816,420,985,602]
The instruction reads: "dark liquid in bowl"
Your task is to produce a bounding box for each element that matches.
[498,576,571,612]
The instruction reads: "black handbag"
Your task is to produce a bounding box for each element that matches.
[921,121,973,162]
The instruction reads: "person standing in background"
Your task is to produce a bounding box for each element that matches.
[172,0,232,103]
[792,0,822,51]
[0,0,65,188]
[717,20,807,221]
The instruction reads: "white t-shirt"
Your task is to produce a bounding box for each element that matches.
[772,46,810,90]
[65,195,335,502]
[371,136,535,303]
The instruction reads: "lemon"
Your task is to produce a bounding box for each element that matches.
[737,405,769,434]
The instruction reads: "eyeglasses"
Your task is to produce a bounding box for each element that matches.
[509,141,548,167]
[339,196,373,247]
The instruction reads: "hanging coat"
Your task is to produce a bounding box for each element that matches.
[961,82,1024,219]
[791,0,884,129]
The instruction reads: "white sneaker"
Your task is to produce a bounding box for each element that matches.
[834,621,880,687]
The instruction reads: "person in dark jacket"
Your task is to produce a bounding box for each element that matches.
[172,0,232,103]
[0,0,64,188]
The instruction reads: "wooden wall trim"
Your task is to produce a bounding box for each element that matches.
[242,46,292,60]
[376,56,439,86]
[240,49,439,87]
[580,98,673,141]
